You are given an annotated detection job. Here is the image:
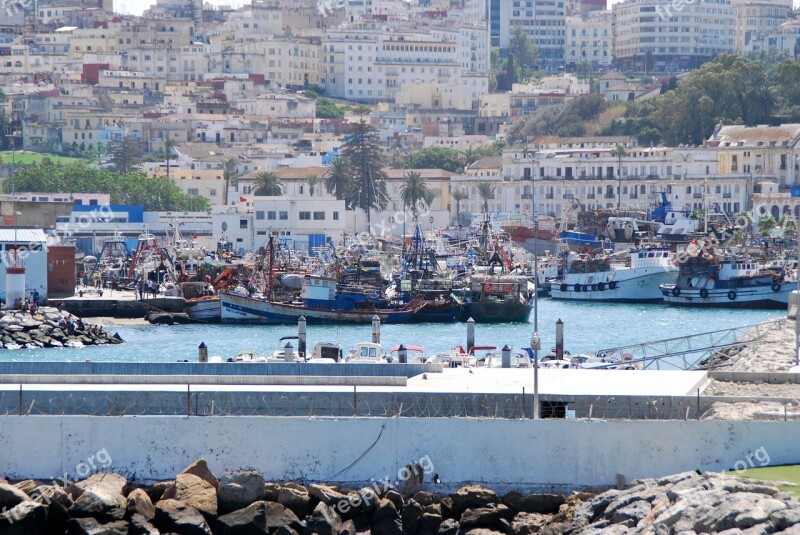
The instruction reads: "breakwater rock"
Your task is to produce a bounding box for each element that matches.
[0,308,122,349]
[2,461,799,534]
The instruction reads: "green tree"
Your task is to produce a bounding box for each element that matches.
[108,125,142,174]
[324,156,351,200]
[252,171,283,196]
[758,214,777,237]
[611,144,629,210]
[217,157,240,203]
[476,182,496,215]
[509,26,538,71]
[399,171,429,219]
[404,146,462,172]
[163,136,178,180]
[305,174,320,197]
[452,189,468,225]
[340,119,390,231]
[315,97,345,119]
[421,189,438,211]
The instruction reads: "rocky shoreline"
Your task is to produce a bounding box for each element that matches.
[0,308,122,349]
[1,460,799,534]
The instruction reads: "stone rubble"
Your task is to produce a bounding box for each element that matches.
[0,307,122,349]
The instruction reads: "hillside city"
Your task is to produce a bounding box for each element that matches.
[1,0,800,253]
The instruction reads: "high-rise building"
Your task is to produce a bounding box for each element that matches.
[612,0,735,72]
[489,0,566,70]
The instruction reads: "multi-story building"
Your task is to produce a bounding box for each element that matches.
[612,0,735,72]
[224,37,321,89]
[565,10,612,69]
[732,0,792,55]
[489,0,565,70]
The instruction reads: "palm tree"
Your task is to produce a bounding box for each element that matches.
[476,182,496,215]
[163,136,178,180]
[253,171,283,196]
[421,189,438,211]
[611,143,629,210]
[399,171,429,219]
[452,189,468,226]
[305,174,320,197]
[217,157,240,204]
[324,157,350,201]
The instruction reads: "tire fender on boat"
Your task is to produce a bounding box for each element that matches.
[700,289,709,298]
[609,281,618,290]
[728,290,737,301]
[772,282,781,292]
[597,282,605,291]
[560,283,568,292]
[574,284,582,292]
[671,287,680,297]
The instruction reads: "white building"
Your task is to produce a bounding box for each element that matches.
[732,0,792,54]
[612,0,735,71]
[489,0,566,70]
[565,11,613,68]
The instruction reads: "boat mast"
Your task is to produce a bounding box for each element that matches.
[266,236,274,298]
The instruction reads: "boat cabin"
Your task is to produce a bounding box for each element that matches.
[311,342,343,362]
[350,342,385,363]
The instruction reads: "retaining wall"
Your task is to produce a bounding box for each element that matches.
[1,416,799,493]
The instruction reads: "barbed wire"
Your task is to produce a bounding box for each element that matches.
[1,389,798,420]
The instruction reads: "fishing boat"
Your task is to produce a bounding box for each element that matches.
[660,248,796,309]
[347,342,387,363]
[185,295,221,322]
[454,273,532,322]
[549,247,678,303]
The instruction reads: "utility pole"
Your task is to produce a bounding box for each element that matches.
[4,127,21,198]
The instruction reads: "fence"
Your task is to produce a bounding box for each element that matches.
[2,387,798,420]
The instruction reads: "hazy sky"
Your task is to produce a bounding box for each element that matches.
[115,0,628,16]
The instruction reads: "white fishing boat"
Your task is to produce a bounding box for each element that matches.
[389,345,426,363]
[549,247,678,303]
[661,252,797,309]
[347,342,387,363]
[479,348,532,368]
[429,346,477,368]
[185,296,221,322]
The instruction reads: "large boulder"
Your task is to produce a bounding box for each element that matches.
[68,473,128,521]
[129,513,160,535]
[0,482,30,508]
[179,459,219,491]
[304,501,341,535]
[459,505,514,531]
[127,488,155,520]
[218,470,265,514]
[264,501,303,533]
[508,512,549,535]
[308,484,349,506]
[278,485,313,518]
[153,499,212,535]
[64,517,129,534]
[502,492,565,515]
[401,499,424,533]
[162,473,218,516]
[0,500,48,535]
[215,500,269,535]
[450,486,499,514]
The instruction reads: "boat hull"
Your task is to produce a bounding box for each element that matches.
[185,298,221,322]
[550,270,678,303]
[458,301,532,323]
[661,285,791,309]
[220,292,413,324]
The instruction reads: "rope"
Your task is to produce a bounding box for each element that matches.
[322,418,389,481]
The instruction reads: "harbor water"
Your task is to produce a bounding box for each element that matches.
[0,300,782,363]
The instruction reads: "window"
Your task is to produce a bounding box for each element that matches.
[256,211,265,220]
[267,211,276,220]
[188,188,199,196]
[299,211,311,220]
[240,219,248,229]
[313,211,325,220]
[279,211,288,220]
[333,211,339,220]
[299,185,304,194]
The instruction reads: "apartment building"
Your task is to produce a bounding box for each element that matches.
[732,0,792,54]
[225,38,322,89]
[565,10,612,69]
[489,0,566,70]
[612,0,735,71]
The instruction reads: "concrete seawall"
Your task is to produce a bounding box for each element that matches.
[48,297,186,318]
[1,416,799,492]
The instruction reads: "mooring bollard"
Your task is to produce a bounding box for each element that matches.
[298,316,307,360]
[198,341,208,363]
[372,315,381,344]
[284,341,295,362]
[555,318,564,359]
[467,317,475,353]
[397,344,407,364]
[501,344,511,368]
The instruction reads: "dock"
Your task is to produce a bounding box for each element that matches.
[48,289,186,318]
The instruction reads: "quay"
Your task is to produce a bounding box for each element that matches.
[48,289,186,318]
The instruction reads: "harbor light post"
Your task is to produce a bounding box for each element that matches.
[530,168,540,419]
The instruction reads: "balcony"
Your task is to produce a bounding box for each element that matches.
[521,193,532,199]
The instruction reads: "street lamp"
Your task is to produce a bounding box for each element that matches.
[530,166,540,419]
[4,127,22,198]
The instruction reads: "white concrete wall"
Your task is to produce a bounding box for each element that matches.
[1,417,800,492]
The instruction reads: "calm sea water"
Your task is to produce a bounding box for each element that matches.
[0,300,782,362]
